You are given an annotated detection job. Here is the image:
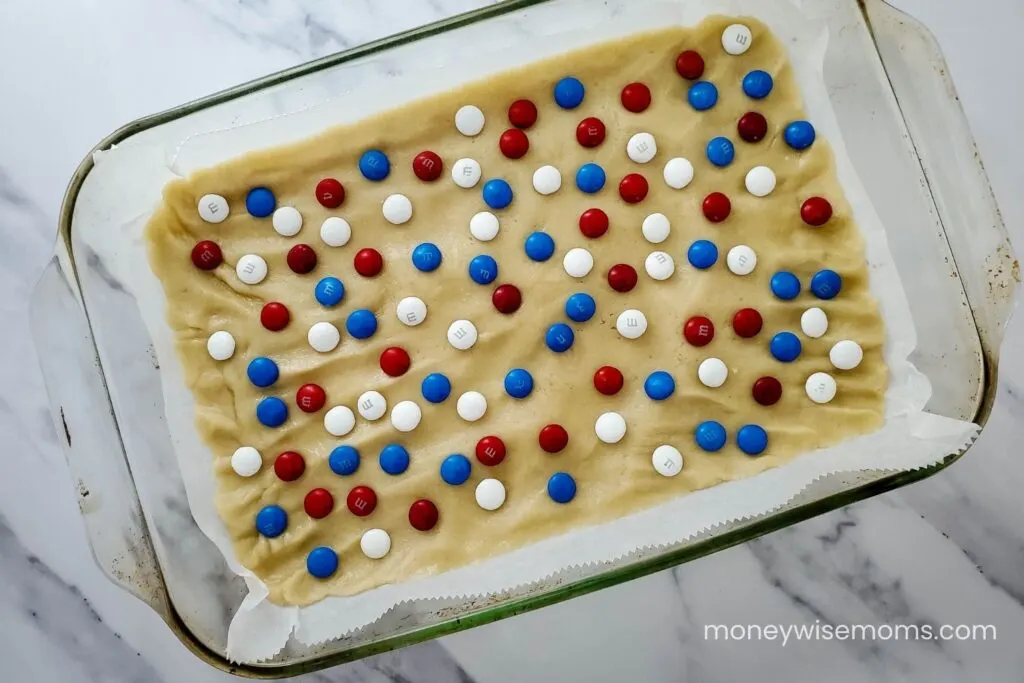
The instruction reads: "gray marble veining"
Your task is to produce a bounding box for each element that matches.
[2,0,1024,681]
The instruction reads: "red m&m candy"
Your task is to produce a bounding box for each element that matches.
[354,247,384,277]
[296,383,327,413]
[499,128,530,159]
[621,82,652,113]
[191,240,222,270]
[684,316,715,346]
[675,50,705,80]
[260,302,290,331]
[380,346,411,377]
[274,451,305,482]
[619,173,649,203]
[594,365,624,395]
[607,264,638,293]
[346,485,377,516]
[508,99,538,129]
[732,308,763,338]
[702,192,732,223]
[287,244,317,274]
[801,197,833,227]
[409,499,439,531]
[304,488,334,519]
[752,376,783,406]
[492,284,522,314]
[315,178,345,208]
[737,112,769,143]
[576,117,606,148]
[579,208,609,239]
[539,424,569,453]
[413,151,443,182]
[476,436,506,466]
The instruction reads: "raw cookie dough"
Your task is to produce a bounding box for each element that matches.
[146,16,886,607]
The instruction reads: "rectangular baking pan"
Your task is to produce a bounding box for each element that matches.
[29,0,1017,675]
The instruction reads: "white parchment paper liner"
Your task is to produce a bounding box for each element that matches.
[88,0,979,663]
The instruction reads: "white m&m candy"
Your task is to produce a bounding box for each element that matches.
[801,307,829,338]
[642,213,671,244]
[455,105,485,136]
[745,166,777,197]
[447,320,478,350]
[272,206,303,236]
[230,446,262,477]
[457,391,487,422]
[644,251,675,281]
[805,372,837,404]
[198,194,229,223]
[397,296,427,327]
[533,165,562,195]
[722,23,753,55]
[470,211,500,241]
[698,358,728,388]
[320,217,352,247]
[308,322,341,353]
[563,247,594,278]
[726,245,757,276]
[830,340,864,370]
[616,309,648,339]
[236,254,268,285]
[595,412,627,444]
[360,529,392,559]
[382,194,413,225]
[652,445,683,477]
[324,405,356,436]
[663,157,694,189]
[627,132,657,164]
[475,478,506,511]
[357,391,387,421]
[207,330,235,361]
[391,400,422,432]
[452,158,482,188]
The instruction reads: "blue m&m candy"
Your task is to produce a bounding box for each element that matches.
[706,137,735,167]
[688,81,718,111]
[255,505,287,538]
[421,373,452,403]
[565,292,596,322]
[440,454,472,486]
[546,323,575,352]
[329,445,360,476]
[256,397,287,427]
[468,254,499,285]
[547,472,577,503]
[575,163,606,193]
[554,76,585,109]
[770,271,801,300]
[742,70,774,99]
[245,187,276,217]
[810,269,842,300]
[246,357,279,388]
[482,179,514,209]
[784,121,816,150]
[688,240,719,269]
[379,444,410,475]
[695,420,727,452]
[306,547,339,578]
[770,331,802,362]
[359,149,390,181]
[346,309,377,339]
[737,424,768,456]
[504,368,534,398]
[644,371,676,401]
[314,276,345,307]
[412,243,443,272]
[524,232,556,262]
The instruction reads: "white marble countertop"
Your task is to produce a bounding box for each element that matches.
[2,0,1023,681]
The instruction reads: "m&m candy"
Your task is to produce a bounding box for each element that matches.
[476,435,507,466]
[576,163,607,194]
[469,254,499,285]
[594,365,624,395]
[499,128,530,159]
[752,376,783,406]
[538,424,569,453]
[607,263,638,292]
[621,82,652,112]
[329,445,360,476]
[706,137,735,167]
[702,192,731,222]
[644,371,676,401]
[359,149,391,180]
[409,499,439,531]
[565,292,596,322]
[440,454,472,485]
[379,346,411,377]
[354,247,384,277]
[296,383,326,413]
[742,70,774,99]
[256,397,288,427]
[545,323,575,352]
[801,197,833,226]
[346,309,378,339]
[347,485,377,516]
[482,179,514,210]
[737,424,768,455]
[554,76,585,109]
[688,81,718,111]
[675,50,705,80]
[694,421,727,452]
[413,150,443,181]
[287,244,317,274]
[304,488,334,519]
[315,178,345,208]
[247,357,279,388]
[306,547,338,578]
[547,472,577,503]
[504,368,534,399]
[770,332,802,362]
[421,373,452,403]
[737,112,769,143]
[191,241,222,270]
[255,505,287,537]
[684,316,715,346]
[645,249,675,279]
[576,117,606,148]
[810,269,842,299]
[260,302,290,331]
[379,444,410,475]
[411,243,443,272]
[784,120,816,150]
[274,451,305,481]
[687,240,719,269]
[619,173,649,203]
[508,99,538,128]
[314,276,345,307]
[246,187,276,217]
[770,271,801,300]
[492,284,522,314]
[579,208,609,238]
[524,232,556,262]
[732,308,764,338]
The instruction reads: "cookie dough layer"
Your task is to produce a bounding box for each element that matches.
[147,17,886,607]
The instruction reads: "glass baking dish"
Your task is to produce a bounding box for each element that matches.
[29,0,1016,675]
